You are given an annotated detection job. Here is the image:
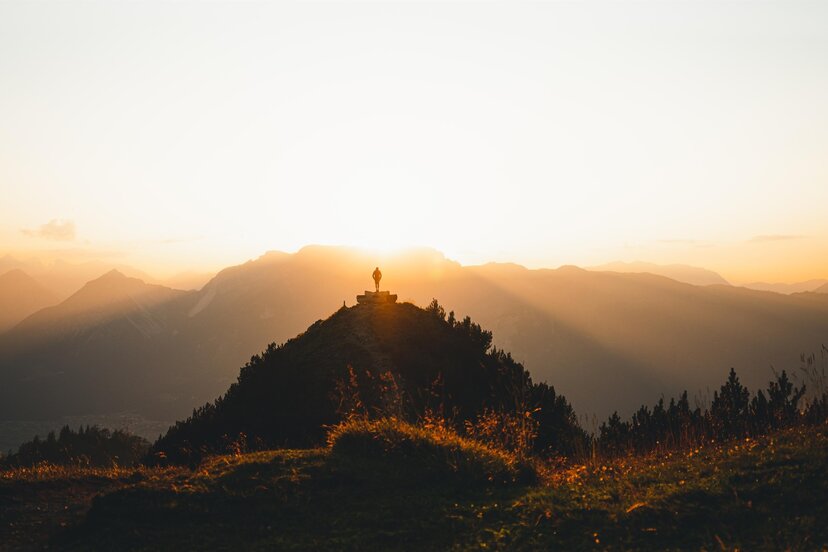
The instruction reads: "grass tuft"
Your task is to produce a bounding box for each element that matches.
[327,417,536,486]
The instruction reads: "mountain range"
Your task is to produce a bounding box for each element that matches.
[589,261,828,295]
[1,246,827,439]
[588,261,730,287]
[0,256,213,332]
[741,279,828,295]
[0,255,212,300]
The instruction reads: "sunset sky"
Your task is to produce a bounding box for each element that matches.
[1,1,827,283]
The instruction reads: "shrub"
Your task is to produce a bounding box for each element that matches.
[464,408,538,460]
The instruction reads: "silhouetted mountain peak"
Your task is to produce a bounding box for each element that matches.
[73,270,144,298]
[152,299,558,462]
[22,270,188,324]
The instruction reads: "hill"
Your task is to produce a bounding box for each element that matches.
[816,282,828,294]
[1,424,823,550]
[588,260,730,286]
[152,300,583,464]
[0,269,58,333]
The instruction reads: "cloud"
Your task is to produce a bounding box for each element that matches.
[748,234,804,243]
[21,219,76,241]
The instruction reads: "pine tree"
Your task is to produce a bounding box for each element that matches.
[710,368,750,438]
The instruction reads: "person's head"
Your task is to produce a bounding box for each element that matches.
[375,266,379,270]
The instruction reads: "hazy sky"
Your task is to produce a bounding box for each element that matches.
[1,1,827,282]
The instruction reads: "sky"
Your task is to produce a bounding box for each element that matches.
[1,1,827,283]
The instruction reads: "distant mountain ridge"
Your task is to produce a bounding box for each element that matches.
[742,279,828,295]
[0,255,212,301]
[588,261,730,287]
[13,270,188,336]
[0,255,160,300]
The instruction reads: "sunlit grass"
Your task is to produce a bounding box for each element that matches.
[327,416,536,485]
[506,424,828,550]
[0,462,182,483]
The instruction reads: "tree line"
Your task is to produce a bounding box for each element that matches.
[1,425,149,468]
[597,359,828,457]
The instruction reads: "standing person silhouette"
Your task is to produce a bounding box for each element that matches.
[372,267,382,292]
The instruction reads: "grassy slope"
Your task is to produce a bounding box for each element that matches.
[0,465,185,551]
[2,425,826,551]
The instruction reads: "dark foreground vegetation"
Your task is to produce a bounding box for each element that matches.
[0,423,824,550]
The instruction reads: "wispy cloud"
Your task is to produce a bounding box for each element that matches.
[21,219,76,241]
[748,234,804,243]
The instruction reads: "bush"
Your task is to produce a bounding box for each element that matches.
[327,417,535,486]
